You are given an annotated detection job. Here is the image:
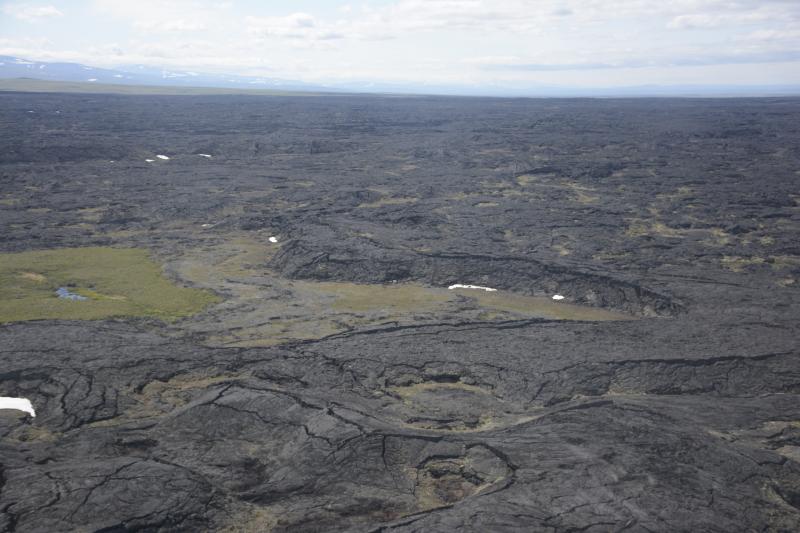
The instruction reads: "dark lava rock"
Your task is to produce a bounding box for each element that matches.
[1,93,799,532]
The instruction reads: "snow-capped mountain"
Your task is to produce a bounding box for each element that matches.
[0,56,333,92]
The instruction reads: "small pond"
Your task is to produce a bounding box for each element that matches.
[55,287,87,301]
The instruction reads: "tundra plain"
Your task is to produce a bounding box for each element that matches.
[1,92,799,532]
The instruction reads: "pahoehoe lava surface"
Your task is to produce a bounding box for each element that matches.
[1,92,799,532]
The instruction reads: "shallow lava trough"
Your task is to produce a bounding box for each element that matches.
[0,92,799,532]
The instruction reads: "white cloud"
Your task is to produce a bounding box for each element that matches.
[463,55,525,66]
[246,13,344,41]
[2,3,63,21]
[668,12,769,29]
[134,19,207,32]
[666,0,800,29]
[352,0,549,34]
[746,29,800,42]
[92,0,214,33]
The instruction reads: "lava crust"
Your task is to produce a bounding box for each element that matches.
[0,93,799,532]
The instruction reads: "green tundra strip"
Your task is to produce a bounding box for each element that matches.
[0,247,219,323]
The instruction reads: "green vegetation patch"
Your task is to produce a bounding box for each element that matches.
[312,281,452,313]
[454,288,634,322]
[357,196,419,208]
[0,247,219,323]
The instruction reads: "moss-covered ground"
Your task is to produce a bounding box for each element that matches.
[0,247,219,323]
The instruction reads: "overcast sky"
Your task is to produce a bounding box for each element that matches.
[1,0,799,88]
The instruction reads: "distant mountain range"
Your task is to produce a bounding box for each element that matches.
[0,56,333,93]
[2,55,799,97]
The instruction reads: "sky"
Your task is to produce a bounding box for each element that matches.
[1,0,799,89]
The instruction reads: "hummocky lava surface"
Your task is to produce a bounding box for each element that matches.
[1,92,799,532]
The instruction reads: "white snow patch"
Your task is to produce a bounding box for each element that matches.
[448,284,497,292]
[268,236,278,243]
[145,159,155,163]
[39,64,46,69]
[113,74,123,78]
[552,294,565,300]
[87,78,98,82]
[156,155,170,160]
[0,397,36,417]
[198,153,212,158]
